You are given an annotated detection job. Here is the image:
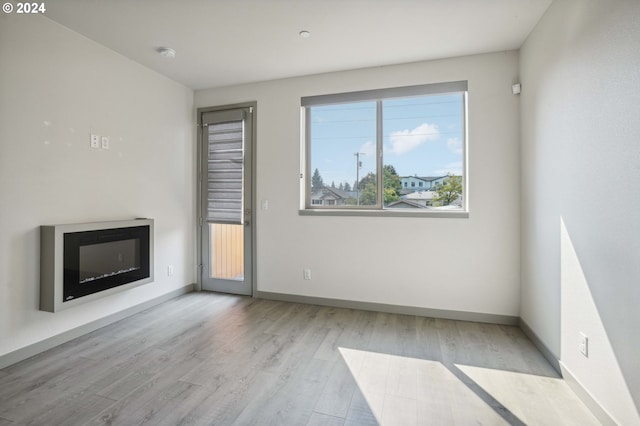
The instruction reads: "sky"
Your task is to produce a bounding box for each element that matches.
[310,93,464,189]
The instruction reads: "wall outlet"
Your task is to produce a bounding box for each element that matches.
[90,133,100,148]
[167,265,174,277]
[579,332,588,357]
[303,269,311,280]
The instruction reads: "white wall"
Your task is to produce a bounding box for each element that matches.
[196,51,521,317]
[0,15,195,358]
[520,0,640,423]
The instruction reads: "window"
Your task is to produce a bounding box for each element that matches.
[302,81,467,214]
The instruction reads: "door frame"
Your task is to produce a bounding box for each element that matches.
[196,102,257,296]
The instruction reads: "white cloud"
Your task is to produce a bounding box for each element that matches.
[358,140,376,157]
[447,137,463,155]
[388,123,439,155]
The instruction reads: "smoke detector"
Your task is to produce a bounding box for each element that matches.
[157,47,176,58]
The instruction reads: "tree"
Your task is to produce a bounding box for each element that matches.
[343,182,351,191]
[358,172,377,205]
[383,165,401,204]
[432,174,462,206]
[311,168,324,191]
[356,165,402,205]
[331,181,336,188]
[384,187,399,203]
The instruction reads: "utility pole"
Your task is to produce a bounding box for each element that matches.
[354,152,364,205]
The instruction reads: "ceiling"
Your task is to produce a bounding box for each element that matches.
[45,0,552,91]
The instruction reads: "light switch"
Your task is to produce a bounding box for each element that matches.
[101,136,110,149]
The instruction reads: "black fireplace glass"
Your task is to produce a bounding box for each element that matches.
[63,225,150,301]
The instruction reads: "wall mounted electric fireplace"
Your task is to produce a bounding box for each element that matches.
[40,219,154,312]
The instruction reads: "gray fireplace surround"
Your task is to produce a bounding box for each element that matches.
[40,219,154,312]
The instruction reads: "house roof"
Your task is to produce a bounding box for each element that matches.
[311,187,356,200]
[400,176,448,182]
[402,191,437,200]
[386,200,427,209]
[431,196,463,209]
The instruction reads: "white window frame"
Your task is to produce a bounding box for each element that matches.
[300,81,469,218]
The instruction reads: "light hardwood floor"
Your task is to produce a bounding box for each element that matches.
[0,293,599,425]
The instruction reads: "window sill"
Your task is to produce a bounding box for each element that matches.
[299,208,469,219]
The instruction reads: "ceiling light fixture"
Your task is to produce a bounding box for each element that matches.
[157,47,176,58]
[298,30,311,38]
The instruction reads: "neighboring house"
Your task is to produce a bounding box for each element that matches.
[391,191,462,209]
[400,190,438,207]
[310,187,357,206]
[400,175,449,191]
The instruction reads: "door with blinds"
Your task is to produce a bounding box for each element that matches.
[200,105,253,296]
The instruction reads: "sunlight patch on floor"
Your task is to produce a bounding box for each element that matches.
[456,363,599,425]
[338,347,509,425]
